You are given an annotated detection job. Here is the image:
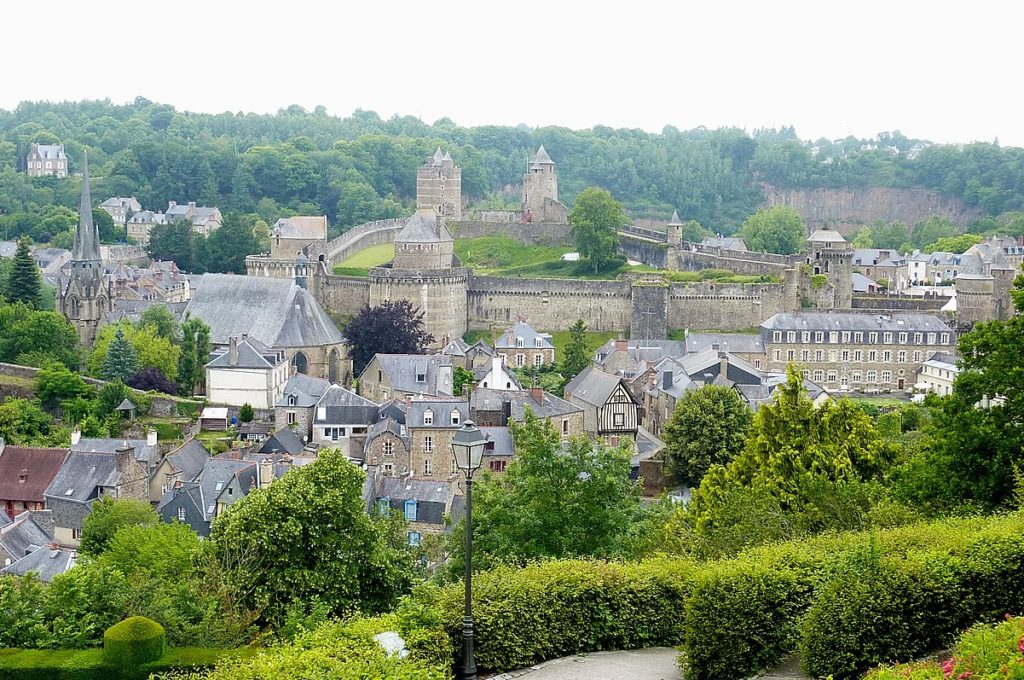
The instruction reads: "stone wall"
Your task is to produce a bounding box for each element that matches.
[630,283,669,339]
[619,235,670,269]
[467,276,632,332]
[673,243,797,276]
[448,221,572,246]
[851,295,950,312]
[764,184,983,233]
[668,282,793,331]
[324,219,405,265]
[370,268,469,345]
[318,274,371,318]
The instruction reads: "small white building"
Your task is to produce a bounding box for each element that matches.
[205,336,289,409]
[478,356,521,391]
[915,352,959,397]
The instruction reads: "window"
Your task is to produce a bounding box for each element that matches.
[882,351,892,362]
[773,331,782,342]
[801,349,810,361]
[852,371,862,383]
[854,350,862,362]
[829,332,839,343]
[451,409,461,425]
[787,331,796,343]
[534,353,543,367]
[869,332,878,344]
[288,395,296,406]
[562,419,569,435]
[516,354,525,367]
[384,463,393,475]
[815,331,824,343]
[177,507,186,521]
[897,351,907,363]
[899,332,908,344]
[404,499,417,521]
[423,409,433,425]
[378,498,390,514]
[868,350,877,362]
[883,332,893,344]
[774,350,780,361]
[535,338,543,348]
[927,333,936,344]
[407,531,421,547]
[755,359,761,369]
[829,350,837,362]
[489,459,507,473]
[383,440,394,456]
[802,369,811,378]
[423,459,432,476]
[914,332,923,344]
[802,331,810,343]
[913,351,922,363]
[72,528,81,540]
[940,333,950,344]
[325,427,342,441]
[841,332,851,343]
[813,369,824,382]
[866,370,878,382]
[613,412,625,427]
[787,350,795,361]
[881,371,892,383]
[854,332,863,343]
[424,436,433,453]
[416,371,426,383]
[815,350,824,362]
[841,350,849,362]
[287,411,296,425]
[827,370,837,383]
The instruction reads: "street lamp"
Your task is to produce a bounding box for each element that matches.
[451,420,487,680]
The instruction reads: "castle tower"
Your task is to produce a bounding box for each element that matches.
[416,147,462,219]
[522,145,564,222]
[805,229,853,309]
[60,151,112,347]
[955,274,996,329]
[666,210,683,246]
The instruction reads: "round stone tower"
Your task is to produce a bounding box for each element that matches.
[955,274,996,329]
[522,145,560,222]
[416,148,462,219]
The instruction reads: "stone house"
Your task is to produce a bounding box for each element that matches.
[595,338,688,377]
[368,472,458,545]
[205,335,290,409]
[564,367,642,445]
[358,354,454,403]
[310,384,379,458]
[26,143,67,177]
[407,398,468,480]
[44,445,149,546]
[269,216,328,260]
[494,322,555,369]
[479,426,514,474]
[165,201,222,237]
[0,511,54,569]
[125,210,168,245]
[157,458,260,536]
[683,333,766,369]
[761,312,956,393]
[440,337,491,371]
[99,196,142,226]
[0,442,68,519]
[364,418,412,478]
[73,430,163,476]
[275,373,331,441]
[469,386,584,439]
[148,439,210,504]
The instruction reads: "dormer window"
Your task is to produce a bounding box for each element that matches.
[317,406,326,420]
[451,409,461,425]
[423,409,433,425]
[516,337,524,348]
[416,370,426,383]
[535,338,542,348]
[288,395,296,406]
[404,499,418,521]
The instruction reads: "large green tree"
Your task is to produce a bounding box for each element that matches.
[562,319,590,379]
[138,304,180,342]
[568,187,625,274]
[97,326,141,382]
[178,313,211,396]
[198,213,261,273]
[147,221,196,271]
[0,303,80,369]
[210,447,413,623]
[34,360,92,411]
[79,498,160,556]
[0,398,56,446]
[662,385,752,488]
[5,236,41,307]
[738,205,806,255]
[90,322,179,381]
[454,410,642,568]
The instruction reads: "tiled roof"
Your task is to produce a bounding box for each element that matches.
[0,446,68,503]
[276,373,331,408]
[313,385,379,425]
[761,312,953,333]
[365,354,453,396]
[1,544,76,582]
[259,428,305,455]
[164,440,210,483]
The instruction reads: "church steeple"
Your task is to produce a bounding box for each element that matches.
[72,151,100,262]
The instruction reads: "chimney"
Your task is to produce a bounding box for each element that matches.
[259,458,274,489]
[229,337,238,367]
[530,386,544,405]
[173,479,183,490]
[615,338,628,352]
[18,468,27,484]
[663,371,673,390]
[115,443,135,475]
[70,428,81,447]
[146,429,158,447]
[647,370,655,389]
[719,353,729,379]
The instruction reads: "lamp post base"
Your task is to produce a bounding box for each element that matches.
[462,615,476,679]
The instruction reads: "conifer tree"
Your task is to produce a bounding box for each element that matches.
[5,236,42,307]
[177,313,211,395]
[562,319,590,379]
[100,326,141,382]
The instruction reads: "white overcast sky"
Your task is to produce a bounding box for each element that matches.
[4,0,1023,146]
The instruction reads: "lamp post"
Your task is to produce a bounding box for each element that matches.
[451,420,487,680]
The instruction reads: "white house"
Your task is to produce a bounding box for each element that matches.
[915,352,959,397]
[205,336,289,409]
[478,356,521,391]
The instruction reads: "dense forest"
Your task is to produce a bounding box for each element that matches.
[2,98,1024,240]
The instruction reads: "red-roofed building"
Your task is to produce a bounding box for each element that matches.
[0,441,68,519]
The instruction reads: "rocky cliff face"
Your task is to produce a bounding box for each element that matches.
[764,185,983,233]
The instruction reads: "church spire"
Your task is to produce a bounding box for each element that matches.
[73,151,100,261]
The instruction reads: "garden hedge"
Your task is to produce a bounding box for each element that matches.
[103,616,165,666]
[0,646,254,680]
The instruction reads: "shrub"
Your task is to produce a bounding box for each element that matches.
[0,647,254,680]
[681,560,804,680]
[103,617,166,667]
[401,558,696,673]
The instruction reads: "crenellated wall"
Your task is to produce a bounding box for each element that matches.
[317,273,371,318]
[467,276,632,332]
[668,281,793,331]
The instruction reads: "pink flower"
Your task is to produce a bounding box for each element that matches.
[1018,636,1024,654]
[943,658,955,678]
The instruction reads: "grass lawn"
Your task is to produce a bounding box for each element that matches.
[333,243,395,276]
[454,236,573,274]
[842,394,910,407]
[465,328,618,358]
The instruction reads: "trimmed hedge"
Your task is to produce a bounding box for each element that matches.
[801,525,1024,679]
[0,647,254,680]
[401,558,696,672]
[103,616,165,666]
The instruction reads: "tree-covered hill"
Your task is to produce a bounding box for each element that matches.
[2,98,1024,234]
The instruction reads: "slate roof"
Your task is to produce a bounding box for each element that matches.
[0,446,68,503]
[207,337,286,369]
[508,390,581,421]
[271,216,327,241]
[31,144,65,160]
[396,213,450,244]
[127,210,167,226]
[928,351,960,366]
[162,440,210,483]
[495,322,554,351]
[852,249,904,267]
[668,210,682,226]
[276,373,331,408]
[807,229,847,243]
[157,481,208,535]
[365,354,453,396]
[480,427,514,456]
[74,437,160,467]
[440,337,470,357]
[378,477,453,525]
[0,241,17,258]
[531,145,554,166]
[198,459,257,517]
[596,339,687,366]
[407,398,469,429]
[852,272,879,292]
[0,513,52,562]
[761,312,953,334]
[684,333,764,355]
[313,385,379,425]
[46,451,118,504]
[377,400,408,425]
[259,428,306,455]
[564,367,629,407]
[1,545,76,582]
[185,273,343,348]
[702,236,748,251]
[366,417,411,450]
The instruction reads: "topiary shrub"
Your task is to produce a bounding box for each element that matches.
[103,616,165,667]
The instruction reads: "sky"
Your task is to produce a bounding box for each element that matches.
[4,0,1023,146]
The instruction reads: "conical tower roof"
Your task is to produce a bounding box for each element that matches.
[432,147,444,166]
[73,151,101,262]
[441,151,452,163]
[532,144,554,165]
[669,210,682,226]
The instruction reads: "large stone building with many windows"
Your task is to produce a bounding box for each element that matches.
[760,312,955,393]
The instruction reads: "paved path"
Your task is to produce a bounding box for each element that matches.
[487,650,810,680]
